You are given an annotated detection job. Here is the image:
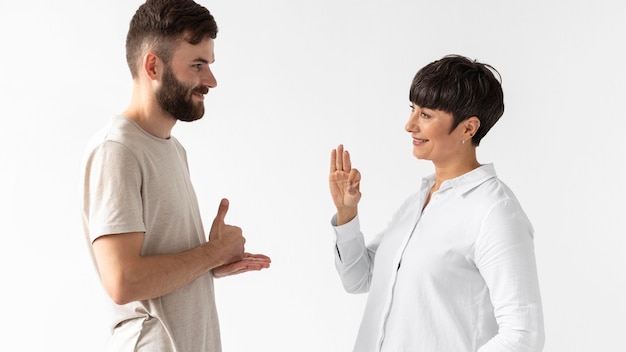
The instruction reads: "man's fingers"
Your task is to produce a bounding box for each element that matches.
[243,253,272,261]
[213,254,271,278]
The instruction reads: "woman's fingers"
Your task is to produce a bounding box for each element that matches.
[348,168,361,194]
[331,144,352,173]
[335,144,344,172]
[330,148,337,173]
[343,149,352,171]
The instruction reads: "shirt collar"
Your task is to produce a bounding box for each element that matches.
[423,163,497,196]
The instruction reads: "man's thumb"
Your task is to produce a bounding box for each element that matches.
[215,198,229,222]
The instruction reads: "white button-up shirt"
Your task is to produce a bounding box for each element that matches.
[332,164,544,352]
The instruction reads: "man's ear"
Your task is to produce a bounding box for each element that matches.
[142,52,160,80]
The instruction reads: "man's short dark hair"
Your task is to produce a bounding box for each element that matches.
[126,0,218,78]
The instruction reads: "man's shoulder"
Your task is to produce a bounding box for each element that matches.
[81,117,139,163]
[104,116,144,143]
[88,116,158,152]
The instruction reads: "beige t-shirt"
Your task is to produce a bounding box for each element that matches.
[81,116,221,352]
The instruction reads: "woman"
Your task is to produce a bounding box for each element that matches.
[329,55,544,352]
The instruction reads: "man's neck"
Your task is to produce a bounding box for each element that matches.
[123,91,176,139]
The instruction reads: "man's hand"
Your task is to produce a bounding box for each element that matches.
[212,252,271,278]
[206,198,245,266]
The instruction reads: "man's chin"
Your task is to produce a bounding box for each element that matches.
[176,111,205,122]
[173,104,205,122]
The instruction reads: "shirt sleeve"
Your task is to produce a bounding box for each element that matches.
[475,199,545,352]
[332,214,376,294]
[82,140,146,242]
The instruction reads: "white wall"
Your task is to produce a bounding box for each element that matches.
[1,0,624,350]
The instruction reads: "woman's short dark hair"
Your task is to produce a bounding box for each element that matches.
[125,0,218,78]
[409,55,504,146]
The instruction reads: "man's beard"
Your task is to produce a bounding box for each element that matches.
[156,66,208,122]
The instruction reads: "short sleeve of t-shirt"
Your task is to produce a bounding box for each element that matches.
[83,140,146,242]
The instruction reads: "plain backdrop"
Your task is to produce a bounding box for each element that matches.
[1,0,624,351]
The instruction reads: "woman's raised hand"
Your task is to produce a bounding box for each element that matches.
[329,144,361,225]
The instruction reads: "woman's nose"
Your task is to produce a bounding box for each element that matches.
[405,113,418,132]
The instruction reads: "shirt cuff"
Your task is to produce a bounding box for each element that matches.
[331,213,362,245]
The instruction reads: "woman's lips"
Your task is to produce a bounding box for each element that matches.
[412,137,428,145]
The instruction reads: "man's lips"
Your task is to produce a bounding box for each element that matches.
[194,86,209,95]
[192,87,209,100]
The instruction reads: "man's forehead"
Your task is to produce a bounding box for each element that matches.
[174,37,215,62]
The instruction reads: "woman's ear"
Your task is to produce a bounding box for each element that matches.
[465,116,481,136]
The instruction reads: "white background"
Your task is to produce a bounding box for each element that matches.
[1,0,624,351]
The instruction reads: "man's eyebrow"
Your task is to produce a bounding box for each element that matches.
[193,58,210,64]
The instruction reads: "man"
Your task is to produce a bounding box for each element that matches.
[80,0,271,351]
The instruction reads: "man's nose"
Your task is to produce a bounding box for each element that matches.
[203,67,217,88]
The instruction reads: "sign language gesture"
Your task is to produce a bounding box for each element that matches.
[330,144,361,225]
[208,198,246,265]
[207,199,271,278]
